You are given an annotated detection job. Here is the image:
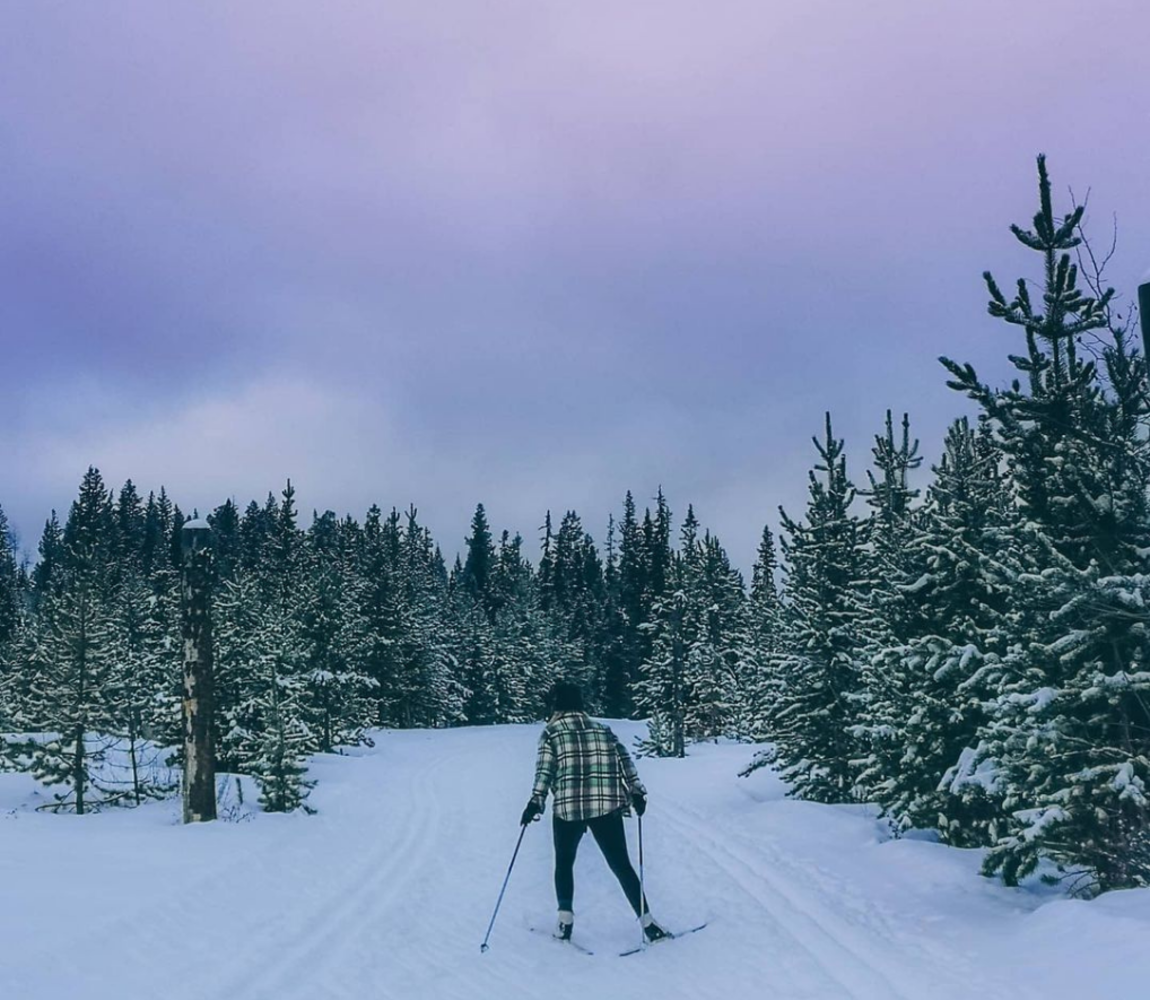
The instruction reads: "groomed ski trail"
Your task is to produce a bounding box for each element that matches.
[4,721,1148,999]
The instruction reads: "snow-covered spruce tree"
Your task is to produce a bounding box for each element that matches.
[636,507,746,755]
[221,482,318,812]
[455,601,503,724]
[943,155,1150,889]
[399,506,465,727]
[20,469,122,812]
[298,511,375,752]
[470,528,534,723]
[0,503,21,654]
[358,505,411,727]
[0,503,26,769]
[610,491,648,718]
[736,525,783,742]
[106,569,178,804]
[636,556,690,758]
[537,511,608,712]
[598,514,632,719]
[460,502,498,623]
[857,411,923,639]
[687,530,747,742]
[854,418,1021,843]
[743,415,869,802]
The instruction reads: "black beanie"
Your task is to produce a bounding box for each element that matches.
[549,681,585,713]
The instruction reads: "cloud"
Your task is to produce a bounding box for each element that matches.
[4,0,1149,570]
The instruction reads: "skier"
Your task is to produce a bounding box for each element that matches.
[521,680,669,944]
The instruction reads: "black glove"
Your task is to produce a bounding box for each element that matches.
[632,793,647,817]
[521,800,542,826]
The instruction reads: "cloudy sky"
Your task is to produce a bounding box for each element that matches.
[2,0,1148,571]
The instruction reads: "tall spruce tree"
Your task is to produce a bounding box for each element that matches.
[22,469,120,812]
[744,416,869,802]
[943,156,1150,889]
[855,418,1019,843]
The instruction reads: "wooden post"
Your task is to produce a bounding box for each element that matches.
[181,517,217,823]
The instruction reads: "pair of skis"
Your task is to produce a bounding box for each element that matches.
[530,922,707,957]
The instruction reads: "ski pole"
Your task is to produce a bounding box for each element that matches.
[480,822,528,953]
[637,812,646,952]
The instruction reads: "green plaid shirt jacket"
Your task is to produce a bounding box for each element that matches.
[530,711,646,822]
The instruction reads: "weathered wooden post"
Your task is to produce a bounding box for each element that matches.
[181,517,217,823]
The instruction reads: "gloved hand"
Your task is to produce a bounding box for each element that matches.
[521,800,543,826]
[632,792,647,817]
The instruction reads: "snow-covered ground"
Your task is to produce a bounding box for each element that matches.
[3,721,1149,999]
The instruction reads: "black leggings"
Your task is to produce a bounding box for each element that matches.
[553,809,648,917]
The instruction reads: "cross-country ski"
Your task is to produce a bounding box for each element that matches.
[529,926,595,956]
[619,923,709,957]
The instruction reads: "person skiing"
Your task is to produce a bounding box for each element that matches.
[521,680,669,944]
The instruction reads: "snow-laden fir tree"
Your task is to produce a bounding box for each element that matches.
[218,482,319,812]
[943,155,1150,889]
[399,506,466,727]
[19,469,121,812]
[0,503,22,652]
[298,511,376,751]
[736,525,783,742]
[854,417,1020,843]
[0,503,26,769]
[743,416,869,802]
[636,507,747,755]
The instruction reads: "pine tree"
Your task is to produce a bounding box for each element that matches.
[0,504,24,768]
[599,513,632,718]
[738,525,783,741]
[0,503,20,650]
[855,418,1018,843]
[298,511,375,751]
[943,156,1150,889]
[613,491,647,717]
[637,508,747,755]
[744,415,869,802]
[461,503,496,621]
[22,469,121,812]
[400,506,465,727]
[636,557,690,758]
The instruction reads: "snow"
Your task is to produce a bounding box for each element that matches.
[4,721,1150,999]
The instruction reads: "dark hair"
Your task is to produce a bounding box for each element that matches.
[548,681,585,714]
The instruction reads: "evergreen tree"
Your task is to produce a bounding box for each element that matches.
[0,503,20,649]
[636,556,690,758]
[737,525,783,741]
[943,157,1150,889]
[855,418,1018,843]
[298,511,375,751]
[744,415,869,802]
[21,470,120,812]
[637,508,746,755]
[461,503,496,621]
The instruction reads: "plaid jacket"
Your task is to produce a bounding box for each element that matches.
[530,712,646,822]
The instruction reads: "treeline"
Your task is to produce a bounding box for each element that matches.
[1,156,1147,896]
[745,156,1150,895]
[0,475,759,813]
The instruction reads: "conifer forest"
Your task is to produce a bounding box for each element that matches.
[3,157,1150,900]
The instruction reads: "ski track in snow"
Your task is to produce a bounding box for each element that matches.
[657,800,908,999]
[5,722,1149,999]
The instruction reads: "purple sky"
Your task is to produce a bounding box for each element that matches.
[3,0,1148,571]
